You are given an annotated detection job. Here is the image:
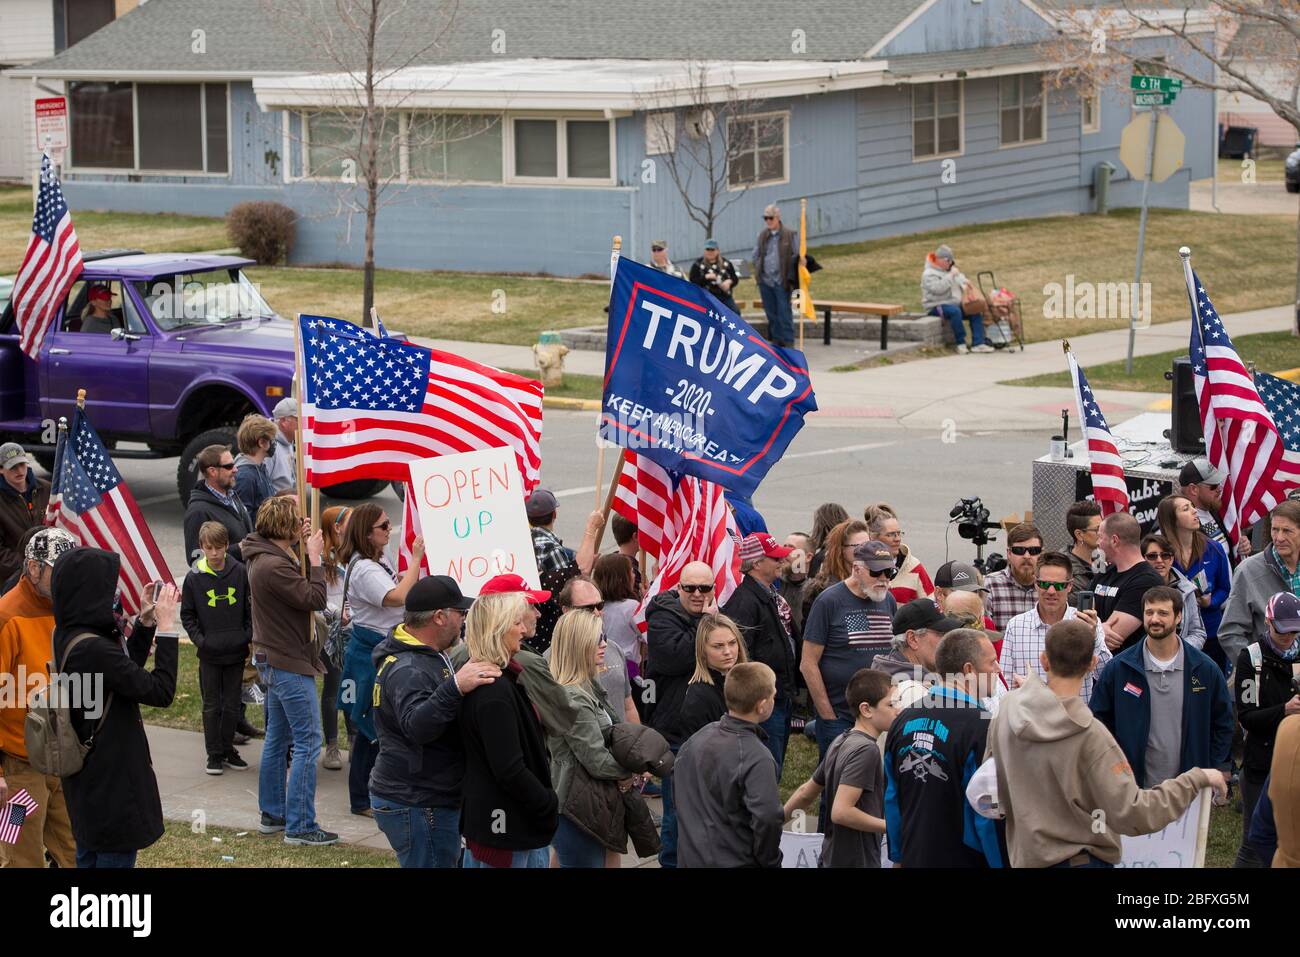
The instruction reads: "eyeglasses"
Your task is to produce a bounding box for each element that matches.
[373,520,392,531]
[844,540,870,551]
[1145,551,1173,561]
[680,584,714,594]
[857,565,896,580]
[215,462,236,471]
[572,601,605,612]
[1035,580,1069,591]
[762,215,776,221]
[1009,545,1043,556]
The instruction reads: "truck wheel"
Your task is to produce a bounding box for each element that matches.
[177,427,238,506]
[321,478,391,500]
[391,481,405,501]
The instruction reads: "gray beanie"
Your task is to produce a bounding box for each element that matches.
[935,244,954,261]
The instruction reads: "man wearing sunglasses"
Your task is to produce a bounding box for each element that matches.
[1093,512,1165,653]
[984,524,1044,631]
[751,204,800,348]
[999,552,1111,704]
[183,444,253,568]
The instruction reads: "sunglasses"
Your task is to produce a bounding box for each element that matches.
[1035,580,1069,591]
[680,584,714,594]
[1145,551,1173,561]
[215,462,236,471]
[572,601,606,612]
[860,566,896,580]
[373,520,392,531]
[1009,545,1043,556]
[762,215,776,221]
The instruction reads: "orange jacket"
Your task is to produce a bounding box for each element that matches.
[0,577,55,760]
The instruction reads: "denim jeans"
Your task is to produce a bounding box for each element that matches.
[76,847,137,868]
[758,281,795,345]
[551,814,607,868]
[931,303,985,347]
[257,664,323,836]
[462,845,550,868]
[760,696,792,781]
[814,716,852,828]
[371,798,462,868]
[658,746,680,869]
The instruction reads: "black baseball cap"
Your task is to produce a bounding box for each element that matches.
[406,575,474,612]
[892,598,964,635]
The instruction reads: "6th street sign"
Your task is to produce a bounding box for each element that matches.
[1131,75,1183,93]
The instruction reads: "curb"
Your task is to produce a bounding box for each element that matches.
[543,396,601,411]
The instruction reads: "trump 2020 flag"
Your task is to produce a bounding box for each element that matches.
[601,257,817,498]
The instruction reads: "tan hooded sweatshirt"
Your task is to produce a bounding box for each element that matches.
[987,673,1210,867]
[1271,715,1300,868]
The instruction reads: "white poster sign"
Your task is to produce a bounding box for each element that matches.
[407,449,540,597]
[1118,789,1210,868]
[780,831,824,868]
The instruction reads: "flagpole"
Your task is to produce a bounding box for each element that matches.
[799,199,808,352]
[293,314,309,576]
[593,234,622,539]
[1179,246,1206,356]
[593,452,626,553]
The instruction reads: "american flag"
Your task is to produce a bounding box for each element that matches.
[397,480,424,576]
[13,154,83,359]
[1185,265,1289,544]
[612,450,674,560]
[45,405,171,615]
[300,315,543,490]
[0,789,38,845]
[1067,351,1129,516]
[1254,371,1300,492]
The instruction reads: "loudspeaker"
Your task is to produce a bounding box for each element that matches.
[1165,356,1205,454]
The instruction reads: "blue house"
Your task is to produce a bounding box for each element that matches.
[7,0,1217,276]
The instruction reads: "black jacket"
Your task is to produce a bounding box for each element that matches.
[723,574,796,700]
[180,556,251,665]
[674,715,783,867]
[182,479,253,568]
[644,590,703,742]
[369,628,466,809]
[675,671,727,745]
[0,468,50,582]
[51,548,177,853]
[1236,641,1299,775]
[459,662,558,850]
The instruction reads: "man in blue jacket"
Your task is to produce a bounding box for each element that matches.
[1090,585,1233,788]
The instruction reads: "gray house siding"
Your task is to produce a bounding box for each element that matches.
[877,0,1055,55]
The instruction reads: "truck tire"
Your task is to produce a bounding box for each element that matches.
[177,426,238,506]
[322,478,390,500]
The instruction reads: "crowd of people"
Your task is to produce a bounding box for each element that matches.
[2,425,1300,869]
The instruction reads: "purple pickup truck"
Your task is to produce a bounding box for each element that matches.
[0,250,387,504]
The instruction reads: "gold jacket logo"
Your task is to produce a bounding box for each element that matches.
[49,888,151,937]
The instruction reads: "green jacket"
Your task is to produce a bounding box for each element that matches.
[449,641,577,736]
[548,682,626,808]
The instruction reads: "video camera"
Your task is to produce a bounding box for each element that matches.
[948,497,1006,574]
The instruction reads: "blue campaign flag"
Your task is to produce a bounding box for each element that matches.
[601,257,817,498]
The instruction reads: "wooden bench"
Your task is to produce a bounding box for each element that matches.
[747,299,906,348]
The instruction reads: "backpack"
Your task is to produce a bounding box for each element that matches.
[24,633,115,777]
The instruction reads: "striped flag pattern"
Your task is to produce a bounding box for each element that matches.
[45,405,171,615]
[612,450,674,560]
[300,315,543,491]
[13,154,83,359]
[397,481,425,576]
[0,789,38,845]
[1185,265,1288,544]
[1067,351,1129,516]
[1254,370,1300,493]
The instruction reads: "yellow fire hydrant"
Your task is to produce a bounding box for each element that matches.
[533,330,569,388]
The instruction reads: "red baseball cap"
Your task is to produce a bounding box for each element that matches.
[88,285,112,302]
[739,532,793,563]
[479,573,551,604]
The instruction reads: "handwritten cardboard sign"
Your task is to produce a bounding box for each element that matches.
[407,449,540,597]
[1118,789,1210,868]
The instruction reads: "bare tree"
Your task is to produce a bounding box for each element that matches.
[263,0,495,320]
[639,63,781,242]
[1039,2,1300,333]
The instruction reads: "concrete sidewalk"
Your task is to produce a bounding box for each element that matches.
[413,303,1294,433]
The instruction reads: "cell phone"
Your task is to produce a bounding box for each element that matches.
[1075,590,1095,613]
[151,581,163,603]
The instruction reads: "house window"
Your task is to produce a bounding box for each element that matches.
[62,0,116,50]
[913,81,962,159]
[304,112,401,180]
[1081,90,1101,133]
[408,114,502,182]
[1000,73,1045,146]
[68,81,229,172]
[727,113,787,188]
[510,117,613,183]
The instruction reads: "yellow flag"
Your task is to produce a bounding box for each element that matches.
[798,200,815,322]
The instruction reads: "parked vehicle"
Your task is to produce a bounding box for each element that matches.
[1286,143,1300,194]
[0,250,388,505]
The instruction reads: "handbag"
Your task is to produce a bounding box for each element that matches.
[323,558,358,669]
[960,283,986,316]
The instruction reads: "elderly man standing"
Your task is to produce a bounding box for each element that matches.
[644,560,715,869]
[647,240,685,279]
[752,205,799,348]
[0,443,51,583]
[267,397,299,494]
[0,528,79,868]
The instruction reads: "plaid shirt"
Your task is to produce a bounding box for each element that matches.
[1276,547,1300,596]
[531,526,572,575]
[984,567,1038,631]
[999,604,1111,704]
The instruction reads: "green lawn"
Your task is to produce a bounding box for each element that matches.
[1002,329,1300,391]
[139,820,395,868]
[504,367,602,402]
[1216,156,1287,184]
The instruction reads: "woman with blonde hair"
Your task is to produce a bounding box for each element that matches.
[458,591,557,867]
[547,610,638,867]
[674,613,749,745]
[802,519,870,623]
[865,502,934,604]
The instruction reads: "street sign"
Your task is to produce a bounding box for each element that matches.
[1119,111,1185,183]
[1133,91,1177,107]
[35,97,68,157]
[1131,75,1183,92]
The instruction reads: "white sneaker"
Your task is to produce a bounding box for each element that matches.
[971,343,994,354]
[955,343,969,354]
